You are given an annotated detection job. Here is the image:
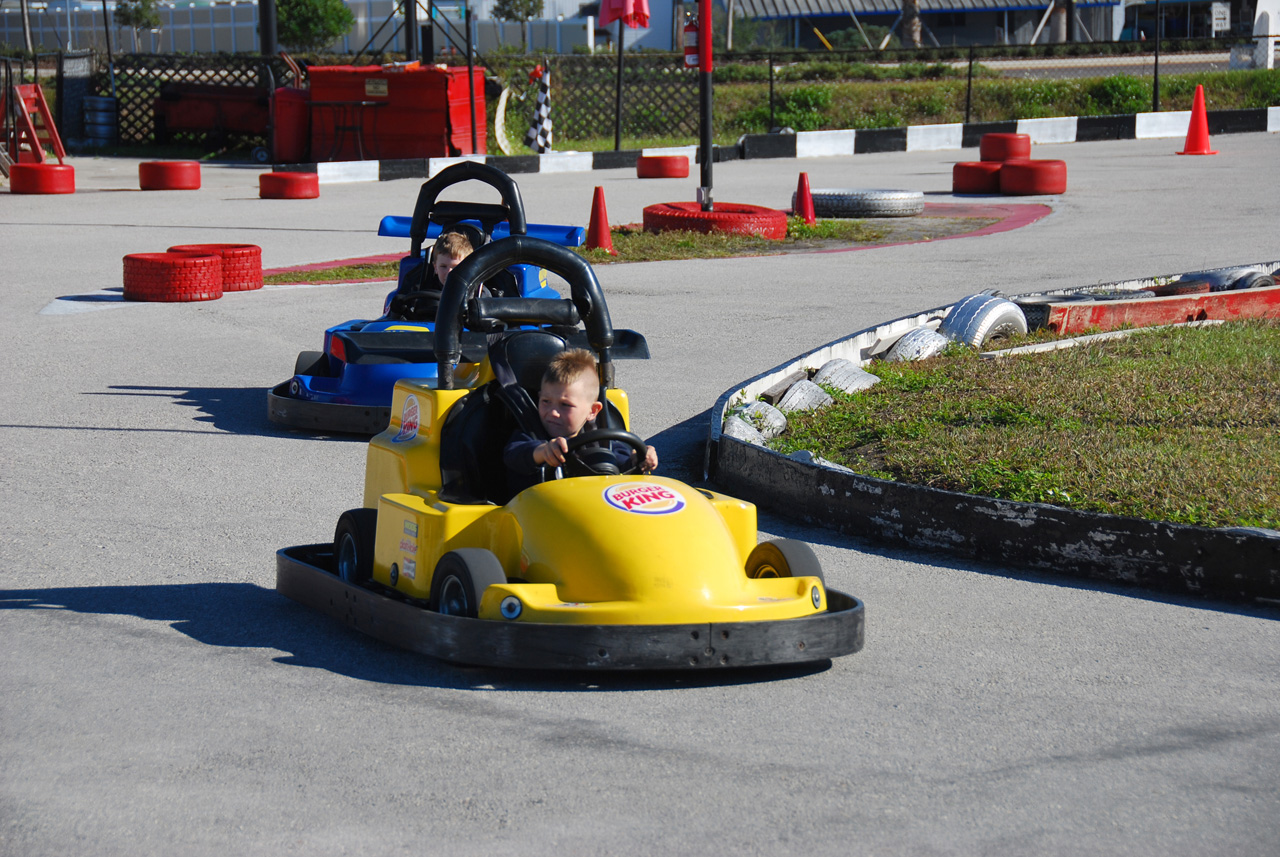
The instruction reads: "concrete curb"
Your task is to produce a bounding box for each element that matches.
[275,107,1280,184]
[705,261,1280,605]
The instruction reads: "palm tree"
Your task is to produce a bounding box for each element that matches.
[19,0,35,52]
[902,0,922,48]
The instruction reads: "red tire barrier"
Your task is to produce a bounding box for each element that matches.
[979,132,1031,162]
[260,172,319,199]
[642,201,788,240]
[636,155,690,179]
[9,163,75,194]
[999,159,1067,196]
[123,252,223,302]
[167,243,263,292]
[139,160,201,191]
[952,161,1003,194]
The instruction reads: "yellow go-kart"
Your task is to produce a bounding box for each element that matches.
[276,237,864,670]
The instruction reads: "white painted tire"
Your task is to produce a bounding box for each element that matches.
[812,358,880,394]
[735,401,788,439]
[939,294,1028,348]
[885,327,950,362]
[723,416,766,445]
[776,379,834,413]
[792,188,926,218]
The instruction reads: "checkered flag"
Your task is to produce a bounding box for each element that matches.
[524,67,552,154]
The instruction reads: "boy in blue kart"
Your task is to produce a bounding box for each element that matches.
[387,231,499,319]
[504,349,658,495]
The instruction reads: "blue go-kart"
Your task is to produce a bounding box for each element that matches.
[268,162,586,435]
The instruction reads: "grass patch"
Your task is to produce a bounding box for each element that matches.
[768,320,1280,529]
[266,215,994,283]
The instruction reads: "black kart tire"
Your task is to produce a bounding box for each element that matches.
[798,189,925,218]
[334,508,377,585]
[430,549,508,618]
[745,539,825,585]
[294,350,328,377]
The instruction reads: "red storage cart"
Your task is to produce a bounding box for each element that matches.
[306,63,486,162]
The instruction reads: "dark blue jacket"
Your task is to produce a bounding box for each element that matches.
[503,420,635,497]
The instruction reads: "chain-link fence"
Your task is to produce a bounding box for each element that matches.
[17,37,1278,154]
[89,53,302,147]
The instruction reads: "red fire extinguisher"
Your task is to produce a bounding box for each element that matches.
[684,17,698,68]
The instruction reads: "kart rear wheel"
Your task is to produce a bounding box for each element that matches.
[334,508,377,585]
[746,539,825,585]
[294,350,328,377]
[430,549,507,618]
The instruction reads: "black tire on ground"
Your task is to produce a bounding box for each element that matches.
[745,539,825,585]
[1151,280,1211,296]
[334,508,377,585]
[294,350,329,376]
[429,549,508,618]
[799,189,925,218]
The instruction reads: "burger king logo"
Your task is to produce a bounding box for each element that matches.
[603,483,686,515]
[392,394,420,443]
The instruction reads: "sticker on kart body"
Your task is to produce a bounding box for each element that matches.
[603,483,686,515]
[392,395,420,442]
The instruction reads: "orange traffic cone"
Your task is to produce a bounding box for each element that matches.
[585,186,616,255]
[1177,84,1217,156]
[795,172,816,225]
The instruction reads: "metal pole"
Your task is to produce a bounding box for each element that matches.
[100,0,112,62]
[614,19,623,150]
[965,42,974,124]
[260,0,277,56]
[405,0,417,60]
[1153,0,1161,111]
[466,4,476,152]
[698,0,712,211]
[768,53,774,130]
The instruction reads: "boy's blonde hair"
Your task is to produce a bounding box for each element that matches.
[542,349,599,395]
[434,231,474,260]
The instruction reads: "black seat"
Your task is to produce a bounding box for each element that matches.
[438,330,568,505]
[437,329,629,505]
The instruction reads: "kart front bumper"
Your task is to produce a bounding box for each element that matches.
[276,544,866,670]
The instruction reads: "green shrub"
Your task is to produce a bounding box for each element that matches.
[1085,75,1151,114]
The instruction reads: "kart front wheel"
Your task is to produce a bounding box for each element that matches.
[746,539,825,585]
[430,549,507,618]
[334,508,377,585]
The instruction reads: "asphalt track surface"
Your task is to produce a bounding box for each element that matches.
[3,135,1279,856]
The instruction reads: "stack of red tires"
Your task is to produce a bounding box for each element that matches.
[953,133,1067,196]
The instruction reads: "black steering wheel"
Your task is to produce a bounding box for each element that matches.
[562,429,648,477]
[388,287,442,321]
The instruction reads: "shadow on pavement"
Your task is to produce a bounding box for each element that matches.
[0,583,835,691]
[86,385,366,441]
